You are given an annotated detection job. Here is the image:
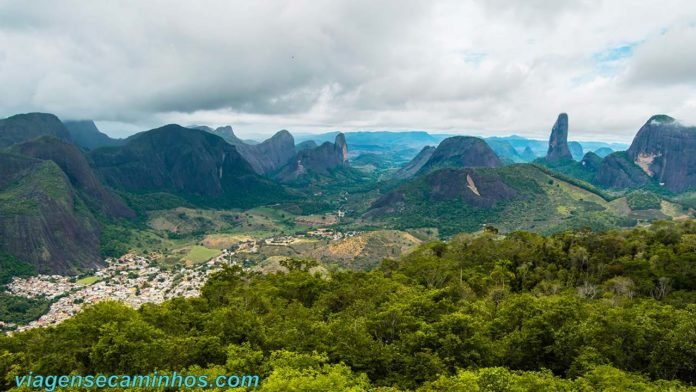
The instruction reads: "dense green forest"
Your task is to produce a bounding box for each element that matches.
[2,221,696,391]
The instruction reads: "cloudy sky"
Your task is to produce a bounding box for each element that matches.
[1,0,695,142]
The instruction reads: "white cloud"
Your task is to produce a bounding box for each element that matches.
[0,0,695,142]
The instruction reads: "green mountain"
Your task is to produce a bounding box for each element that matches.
[0,135,137,274]
[9,136,134,218]
[89,124,290,208]
[366,164,630,236]
[0,152,101,274]
[0,113,71,147]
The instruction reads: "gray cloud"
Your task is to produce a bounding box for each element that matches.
[624,26,696,86]
[0,0,695,141]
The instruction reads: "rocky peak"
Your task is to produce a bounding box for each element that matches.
[545,113,573,162]
[625,115,696,192]
[335,133,349,163]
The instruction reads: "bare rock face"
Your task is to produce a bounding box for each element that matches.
[335,133,349,163]
[593,152,651,189]
[545,113,573,162]
[625,115,696,192]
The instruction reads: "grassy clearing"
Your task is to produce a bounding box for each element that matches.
[201,234,255,249]
[183,246,221,264]
[76,276,100,286]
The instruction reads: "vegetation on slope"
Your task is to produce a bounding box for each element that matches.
[370,164,633,236]
[2,221,696,390]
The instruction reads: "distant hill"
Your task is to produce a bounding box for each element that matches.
[486,139,527,163]
[235,130,296,175]
[90,124,290,207]
[593,147,614,157]
[0,113,71,147]
[275,133,350,182]
[392,146,436,179]
[297,130,441,149]
[569,141,584,161]
[296,131,444,169]
[63,120,124,150]
[486,135,626,161]
[296,140,318,152]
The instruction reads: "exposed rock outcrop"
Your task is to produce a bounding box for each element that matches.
[545,113,573,162]
[625,115,696,192]
[593,152,651,189]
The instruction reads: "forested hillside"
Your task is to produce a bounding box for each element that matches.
[2,221,696,391]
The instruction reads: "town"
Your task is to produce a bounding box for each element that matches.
[3,253,232,334]
[2,228,361,334]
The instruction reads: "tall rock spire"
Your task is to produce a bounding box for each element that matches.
[545,113,573,162]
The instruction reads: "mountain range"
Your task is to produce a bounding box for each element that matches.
[1,110,694,275]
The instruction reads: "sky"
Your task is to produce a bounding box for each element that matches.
[1,1,695,142]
